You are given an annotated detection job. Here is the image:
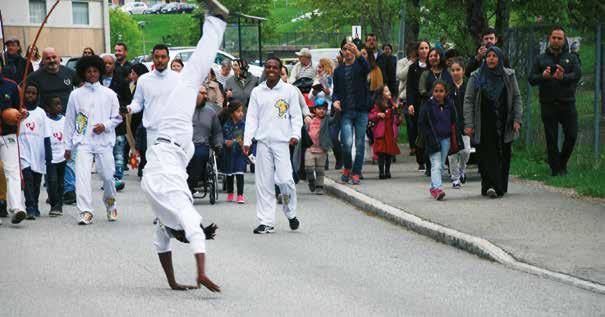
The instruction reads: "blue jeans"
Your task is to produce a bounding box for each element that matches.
[429,138,450,189]
[64,147,77,193]
[340,110,369,175]
[113,135,126,179]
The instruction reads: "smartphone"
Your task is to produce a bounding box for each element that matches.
[346,36,353,43]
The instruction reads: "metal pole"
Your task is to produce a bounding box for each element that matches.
[237,15,242,59]
[397,0,406,59]
[594,23,602,160]
[525,28,534,145]
[258,21,262,66]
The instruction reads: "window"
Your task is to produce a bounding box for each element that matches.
[29,0,47,24]
[72,1,89,25]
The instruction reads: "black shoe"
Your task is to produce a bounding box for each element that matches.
[424,169,431,177]
[49,209,63,217]
[11,210,26,224]
[0,200,7,218]
[288,217,300,230]
[202,0,230,19]
[115,179,125,191]
[487,188,498,199]
[308,179,316,192]
[379,173,387,180]
[253,224,274,234]
[386,172,392,179]
[418,164,426,172]
[26,215,36,220]
[63,191,76,205]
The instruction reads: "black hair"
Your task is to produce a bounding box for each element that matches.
[482,27,498,38]
[448,57,466,70]
[115,42,128,51]
[131,63,149,77]
[219,99,244,124]
[76,55,105,81]
[152,44,169,55]
[366,33,377,41]
[340,38,348,49]
[550,25,566,36]
[82,47,95,55]
[170,58,184,68]
[444,48,461,60]
[43,95,61,108]
[24,81,39,92]
[382,43,393,51]
[416,39,431,53]
[428,47,446,70]
[280,65,289,76]
[431,80,450,93]
[265,55,282,69]
[373,84,389,112]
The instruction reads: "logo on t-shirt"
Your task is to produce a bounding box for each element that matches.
[76,112,88,135]
[64,78,71,86]
[25,121,35,131]
[53,131,63,141]
[274,99,289,118]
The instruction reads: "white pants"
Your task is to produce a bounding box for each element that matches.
[0,134,25,212]
[448,135,471,182]
[255,141,297,227]
[143,17,224,254]
[75,145,116,215]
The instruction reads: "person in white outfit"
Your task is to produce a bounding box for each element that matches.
[126,1,227,292]
[244,56,303,234]
[64,55,122,225]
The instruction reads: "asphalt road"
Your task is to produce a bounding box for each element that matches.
[0,174,603,316]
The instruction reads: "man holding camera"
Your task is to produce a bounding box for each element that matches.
[466,28,510,76]
[529,26,581,176]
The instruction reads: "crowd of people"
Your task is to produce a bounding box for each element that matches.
[0,0,583,291]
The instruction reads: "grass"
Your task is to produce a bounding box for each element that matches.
[132,13,198,51]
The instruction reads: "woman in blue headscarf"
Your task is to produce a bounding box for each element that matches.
[463,46,523,198]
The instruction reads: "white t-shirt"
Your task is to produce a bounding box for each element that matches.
[19,107,50,174]
[46,115,66,164]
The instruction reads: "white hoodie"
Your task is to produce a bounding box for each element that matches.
[64,82,122,150]
[244,80,303,146]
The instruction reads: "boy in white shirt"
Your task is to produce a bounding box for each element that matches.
[64,55,122,225]
[19,82,52,220]
[243,56,303,234]
[45,95,66,216]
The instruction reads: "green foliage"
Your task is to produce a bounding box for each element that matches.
[109,9,143,56]
[512,0,605,28]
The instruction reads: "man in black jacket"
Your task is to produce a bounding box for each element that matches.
[378,43,398,99]
[101,54,132,189]
[466,28,510,76]
[529,26,581,176]
[2,37,33,85]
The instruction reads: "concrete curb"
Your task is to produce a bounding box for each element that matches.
[323,177,605,295]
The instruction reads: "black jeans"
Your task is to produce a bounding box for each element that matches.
[404,112,417,150]
[186,143,210,193]
[22,167,42,216]
[226,174,244,195]
[377,153,393,175]
[47,161,66,212]
[540,101,578,174]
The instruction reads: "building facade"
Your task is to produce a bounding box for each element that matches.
[1,0,110,58]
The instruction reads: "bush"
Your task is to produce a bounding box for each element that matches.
[110,9,144,56]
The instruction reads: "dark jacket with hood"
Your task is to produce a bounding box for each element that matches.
[528,39,581,104]
[2,53,33,85]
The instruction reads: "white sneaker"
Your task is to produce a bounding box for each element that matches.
[78,212,94,225]
[107,209,118,222]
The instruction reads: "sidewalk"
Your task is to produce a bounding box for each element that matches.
[323,147,605,289]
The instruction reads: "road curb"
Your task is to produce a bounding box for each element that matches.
[323,177,605,295]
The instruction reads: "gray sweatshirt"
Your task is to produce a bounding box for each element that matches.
[192,104,223,147]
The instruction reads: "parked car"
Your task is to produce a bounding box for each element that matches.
[179,3,197,13]
[120,2,148,15]
[160,2,180,14]
[143,3,166,14]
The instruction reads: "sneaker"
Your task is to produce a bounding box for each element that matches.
[236,195,245,204]
[107,209,118,222]
[63,191,76,205]
[0,200,7,217]
[11,210,26,224]
[424,169,431,177]
[351,174,360,185]
[340,169,350,183]
[115,178,125,191]
[226,193,234,202]
[430,188,446,200]
[452,181,461,189]
[49,209,63,217]
[253,224,274,234]
[288,217,300,230]
[418,164,426,172]
[315,186,324,195]
[201,0,230,19]
[78,212,94,225]
[26,214,36,220]
[308,179,316,192]
[460,172,467,184]
[486,188,498,199]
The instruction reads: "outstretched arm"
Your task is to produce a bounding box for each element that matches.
[158,252,199,291]
[195,253,221,292]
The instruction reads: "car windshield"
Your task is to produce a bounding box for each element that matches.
[176,51,193,62]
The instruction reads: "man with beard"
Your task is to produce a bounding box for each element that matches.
[2,37,33,85]
[114,42,132,81]
[27,47,78,204]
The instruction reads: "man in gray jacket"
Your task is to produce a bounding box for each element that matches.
[187,85,223,194]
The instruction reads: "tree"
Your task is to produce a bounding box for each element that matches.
[465,0,487,48]
[109,9,143,56]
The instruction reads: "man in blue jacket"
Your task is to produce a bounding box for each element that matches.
[332,42,370,185]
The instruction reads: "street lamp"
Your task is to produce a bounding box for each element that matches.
[138,21,146,54]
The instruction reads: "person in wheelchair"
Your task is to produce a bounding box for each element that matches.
[187,85,223,195]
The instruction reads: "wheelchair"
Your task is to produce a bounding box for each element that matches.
[192,148,220,204]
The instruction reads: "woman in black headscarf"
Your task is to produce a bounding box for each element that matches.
[463,46,523,198]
